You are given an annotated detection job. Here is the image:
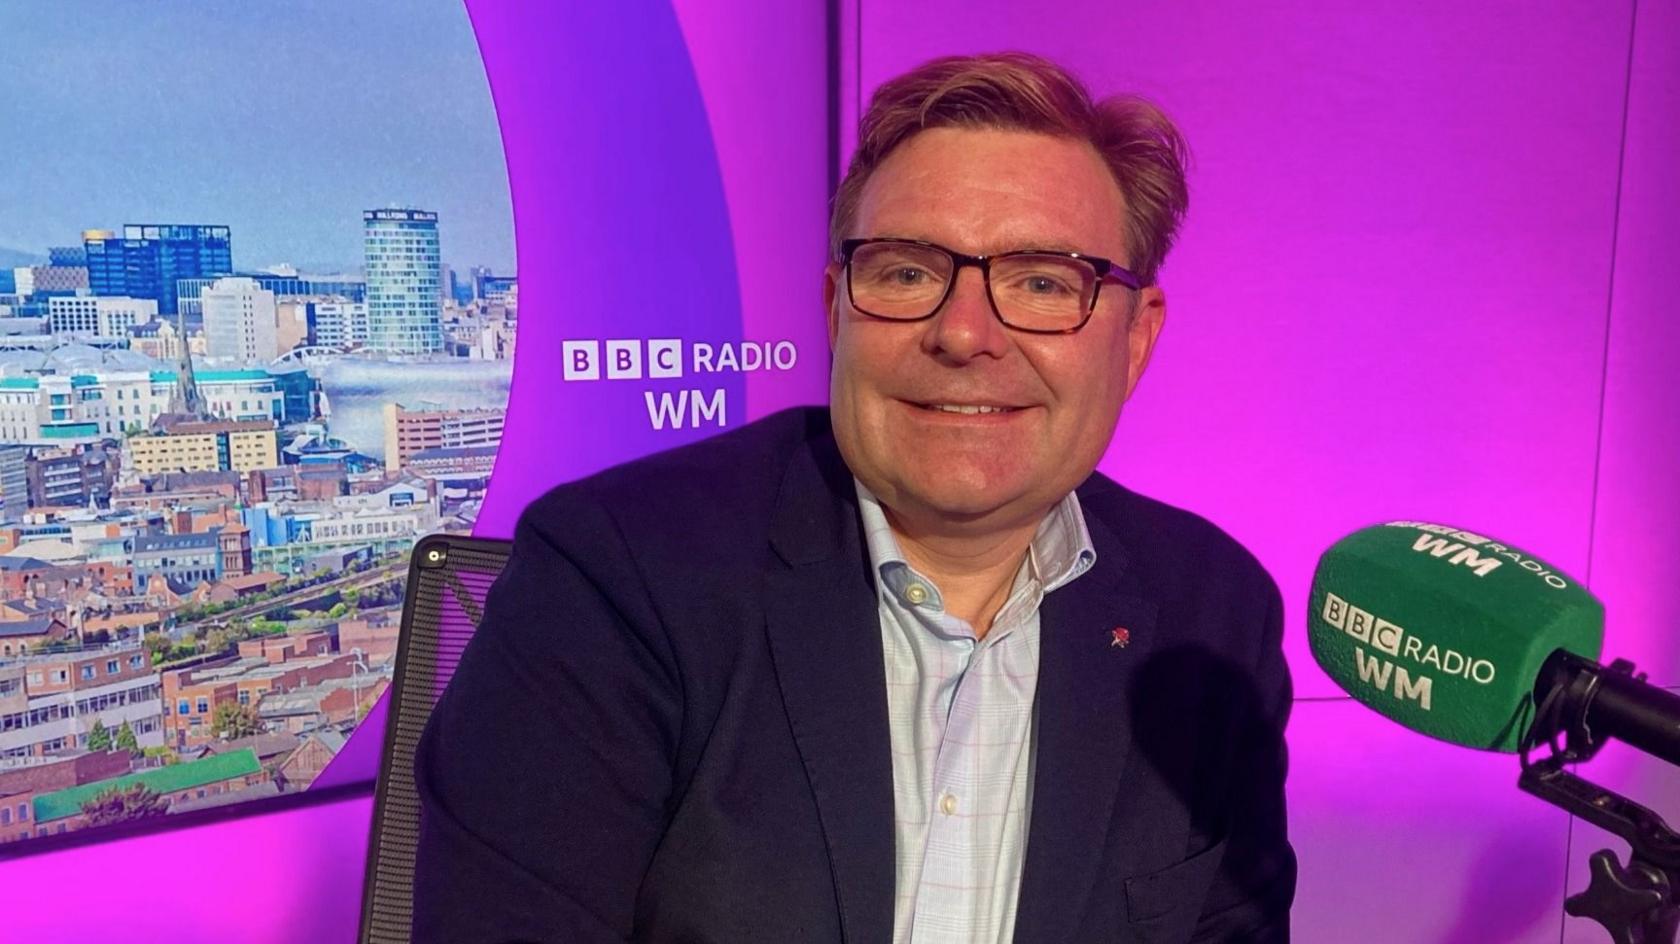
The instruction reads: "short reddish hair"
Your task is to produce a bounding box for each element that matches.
[830,52,1190,286]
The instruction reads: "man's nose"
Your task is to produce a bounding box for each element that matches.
[923,267,1010,362]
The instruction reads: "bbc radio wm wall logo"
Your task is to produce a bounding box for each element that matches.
[563,338,800,430]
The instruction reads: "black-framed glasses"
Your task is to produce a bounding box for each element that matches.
[838,237,1144,335]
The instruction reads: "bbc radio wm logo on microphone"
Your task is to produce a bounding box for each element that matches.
[1321,592,1498,712]
[561,338,800,430]
[1383,521,1572,589]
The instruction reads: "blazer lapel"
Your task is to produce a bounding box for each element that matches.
[1014,509,1160,943]
[761,428,896,944]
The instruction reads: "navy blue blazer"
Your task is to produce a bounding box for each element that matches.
[414,407,1295,942]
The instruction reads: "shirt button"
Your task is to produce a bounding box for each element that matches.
[939,792,958,816]
[904,583,929,605]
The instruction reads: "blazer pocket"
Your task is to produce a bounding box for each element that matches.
[1123,837,1229,924]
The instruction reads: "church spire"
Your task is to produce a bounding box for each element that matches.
[168,307,203,416]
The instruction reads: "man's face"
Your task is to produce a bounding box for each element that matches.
[826,126,1166,533]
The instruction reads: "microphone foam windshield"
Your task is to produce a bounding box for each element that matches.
[1308,521,1603,752]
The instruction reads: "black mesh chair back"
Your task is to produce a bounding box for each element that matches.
[359,534,512,944]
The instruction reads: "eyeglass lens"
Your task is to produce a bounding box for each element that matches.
[848,241,1098,331]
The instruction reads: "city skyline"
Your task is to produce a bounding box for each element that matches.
[7,208,512,325]
[0,208,506,283]
[0,0,515,273]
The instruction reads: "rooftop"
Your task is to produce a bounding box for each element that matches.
[189,658,271,682]
[133,532,219,553]
[409,444,499,461]
[0,641,142,667]
[0,616,63,639]
[0,598,58,618]
[33,749,263,823]
[195,732,301,762]
[256,691,327,717]
[168,779,282,814]
[0,343,163,376]
[216,571,281,592]
[5,540,82,562]
[0,557,53,572]
[141,470,241,492]
[303,729,346,754]
[149,415,276,436]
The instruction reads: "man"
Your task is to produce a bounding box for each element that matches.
[415,52,1295,943]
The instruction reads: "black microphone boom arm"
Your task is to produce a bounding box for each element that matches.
[1521,653,1680,943]
[1531,651,1680,768]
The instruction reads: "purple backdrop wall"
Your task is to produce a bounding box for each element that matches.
[1564,1,1680,939]
[6,2,1676,941]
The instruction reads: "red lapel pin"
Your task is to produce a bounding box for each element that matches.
[1110,626,1131,648]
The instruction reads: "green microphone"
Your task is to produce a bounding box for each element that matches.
[1308,520,1605,752]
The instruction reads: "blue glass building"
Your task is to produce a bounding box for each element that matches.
[475,272,517,300]
[84,224,233,314]
[48,246,87,267]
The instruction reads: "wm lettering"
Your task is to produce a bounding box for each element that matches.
[1355,647,1433,710]
[644,389,726,430]
[1411,535,1503,577]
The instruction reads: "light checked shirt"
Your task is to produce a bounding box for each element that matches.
[856,481,1097,944]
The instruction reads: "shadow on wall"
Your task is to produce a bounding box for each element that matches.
[1134,640,1567,942]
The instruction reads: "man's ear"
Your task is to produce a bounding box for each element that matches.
[1121,286,1167,402]
[823,262,843,351]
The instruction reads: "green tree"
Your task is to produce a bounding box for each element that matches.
[86,719,112,751]
[81,783,168,827]
[143,632,173,662]
[141,745,179,766]
[327,602,349,619]
[203,629,231,655]
[211,702,261,740]
[114,721,139,754]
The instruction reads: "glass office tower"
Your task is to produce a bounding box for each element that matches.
[84,224,234,314]
[363,208,443,354]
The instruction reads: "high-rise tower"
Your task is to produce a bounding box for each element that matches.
[363,208,442,354]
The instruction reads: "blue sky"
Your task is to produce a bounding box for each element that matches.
[0,0,514,274]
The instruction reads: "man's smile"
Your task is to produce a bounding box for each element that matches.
[912,402,1023,414]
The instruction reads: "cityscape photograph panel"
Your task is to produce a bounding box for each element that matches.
[0,0,514,855]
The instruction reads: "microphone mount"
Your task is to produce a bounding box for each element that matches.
[1530,651,1680,768]
[1521,657,1680,944]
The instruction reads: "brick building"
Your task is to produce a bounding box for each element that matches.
[0,751,132,843]
[30,748,264,836]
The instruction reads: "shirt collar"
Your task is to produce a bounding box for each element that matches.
[854,479,1096,612]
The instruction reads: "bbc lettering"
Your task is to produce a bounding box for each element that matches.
[563,339,796,381]
[561,338,801,431]
[1320,591,1404,656]
[562,339,680,385]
